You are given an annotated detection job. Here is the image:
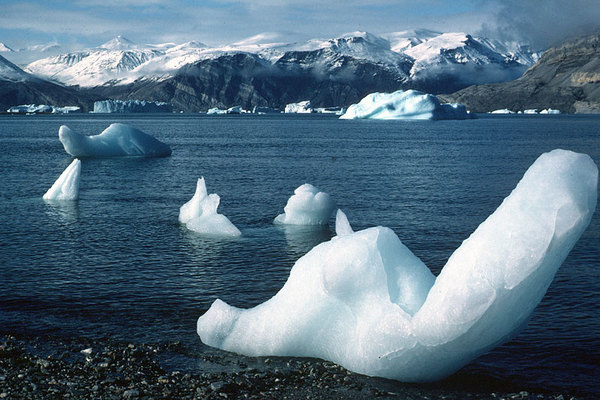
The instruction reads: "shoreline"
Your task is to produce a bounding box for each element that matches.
[0,334,585,399]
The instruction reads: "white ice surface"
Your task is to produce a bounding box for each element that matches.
[179,178,241,237]
[43,159,81,201]
[284,101,312,114]
[490,109,515,114]
[59,123,172,158]
[198,149,598,382]
[93,99,172,113]
[274,184,335,225]
[340,90,471,120]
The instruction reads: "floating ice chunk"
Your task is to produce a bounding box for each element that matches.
[198,149,597,382]
[490,108,515,114]
[207,107,227,115]
[43,159,81,201]
[523,109,538,114]
[59,123,172,158]
[540,108,561,114]
[335,209,354,237]
[340,89,471,120]
[179,178,241,237]
[274,184,335,225]
[284,100,312,114]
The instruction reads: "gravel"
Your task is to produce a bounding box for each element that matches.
[0,334,584,399]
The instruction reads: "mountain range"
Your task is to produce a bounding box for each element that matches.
[1,30,541,112]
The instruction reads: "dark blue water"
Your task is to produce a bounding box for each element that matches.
[0,113,598,395]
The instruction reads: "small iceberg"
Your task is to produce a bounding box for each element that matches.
[340,89,471,120]
[43,159,81,201]
[540,108,561,114]
[198,149,597,382]
[179,178,241,237]
[59,123,172,158]
[274,183,335,225]
[490,108,515,114]
[284,100,312,114]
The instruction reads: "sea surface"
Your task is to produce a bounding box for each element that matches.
[0,113,598,396]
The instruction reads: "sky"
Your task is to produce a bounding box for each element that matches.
[0,0,599,52]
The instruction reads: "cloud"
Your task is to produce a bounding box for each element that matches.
[480,0,600,48]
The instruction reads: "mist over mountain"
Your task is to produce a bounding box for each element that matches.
[441,33,600,113]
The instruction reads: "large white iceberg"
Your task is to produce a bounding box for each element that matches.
[274,183,335,225]
[340,89,471,120]
[93,99,172,113]
[179,178,241,237]
[284,100,312,114]
[43,159,81,201]
[59,123,172,158]
[198,149,597,382]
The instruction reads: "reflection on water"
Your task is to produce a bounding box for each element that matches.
[43,199,80,226]
[277,224,333,258]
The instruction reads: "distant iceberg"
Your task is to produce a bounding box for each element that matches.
[43,159,81,201]
[179,178,241,237]
[523,109,538,114]
[207,107,227,115]
[7,104,80,114]
[284,100,312,114]
[59,123,172,158]
[198,149,597,382]
[540,108,561,114]
[93,99,172,113]
[490,108,515,114]
[274,183,335,225]
[340,89,471,120]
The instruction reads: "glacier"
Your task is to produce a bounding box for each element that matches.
[59,123,172,158]
[43,159,81,201]
[179,178,241,237]
[93,99,172,113]
[274,183,335,225]
[198,149,598,382]
[340,90,471,120]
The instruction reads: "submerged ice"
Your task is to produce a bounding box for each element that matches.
[340,89,471,120]
[59,123,172,158]
[274,183,335,225]
[179,178,241,237]
[198,149,598,382]
[43,159,81,201]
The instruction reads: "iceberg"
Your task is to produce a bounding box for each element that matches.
[7,104,80,114]
[93,99,172,113]
[523,109,538,114]
[198,149,597,382]
[284,100,312,114]
[179,178,241,237]
[274,183,335,225]
[490,108,515,114]
[59,123,172,158]
[43,159,81,201]
[206,107,227,115]
[540,108,561,114]
[340,89,471,120]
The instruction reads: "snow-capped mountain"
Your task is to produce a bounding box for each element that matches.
[23,31,540,91]
[0,54,36,82]
[0,43,14,53]
[25,36,165,86]
[0,54,94,111]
